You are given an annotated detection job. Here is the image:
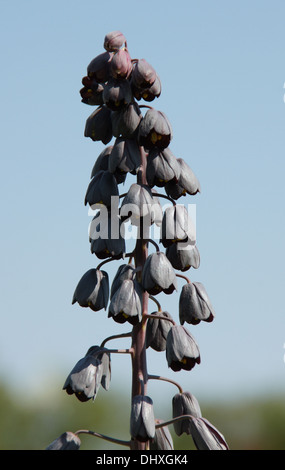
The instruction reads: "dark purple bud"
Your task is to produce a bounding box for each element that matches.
[89,211,126,260]
[109,138,141,176]
[150,420,174,450]
[111,102,142,139]
[189,417,229,450]
[146,311,174,351]
[110,48,132,80]
[172,392,202,436]
[142,252,177,295]
[84,170,119,208]
[132,59,157,89]
[46,432,81,450]
[130,395,156,442]
[120,183,159,227]
[103,78,132,111]
[72,268,109,312]
[133,75,162,102]
[84,105,113,145]
[110,263,136,298]
[87,51,113,83]
[146,147,180,188]
[179,282,215,325]
[166,325,200,372]
[138,109,172,150]
[166,244,200,271]
[108,279,143,325]
[104,31,126,52]
[63,346,110,402]
[160,205,196,248]
[165,158,201,200]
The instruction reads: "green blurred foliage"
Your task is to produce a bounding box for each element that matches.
[0,380,284,450]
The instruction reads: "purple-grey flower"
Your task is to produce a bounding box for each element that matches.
[89,210,126,260]
[111,102,142,139]
[104,31,126,52]
[172,392,202,436]
[84,105,113,144]
[72,268,109,312]
[110,263,136,298]
[138,109,172,150]
[133,75,161,102]
[165,158,201,200]
[146,147,180,188]
[84,170,119,208]
[166,325,200,372]
[120,183,160,227]
[91,146,126,184]
[87,51,113,83]
[63,346,111,402]
[46,432,81,450]
[80,76,104,106]
[146,311,174,352]
[189,417,229,450]
[150,420,174,450]
[110,48,132,80]
[160,205,196,248]
[108,279,143,325]
[102,78,132,111]
[131,59,157,89]
[179,282,215,325]
[166,244,200,272]
[130,395,156,442]
[142,252,177,295]
[108,137,141,176]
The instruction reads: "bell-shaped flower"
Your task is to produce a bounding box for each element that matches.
[111,102,142,139]
[120,183,159,227]
[108,138,141,176]
[133,75,161,102]
[172,392,202,436]
[166,325,200,372]
[80,76,104,106]
[189,417,229,450]
[110,48,132,80]
[46,432,81,450]
[179,282,215,325]
[72,268,109,312]
[160,205,196,248]
[84,105,113,145]
[63,346,111,402]
[146,147,180,188]
[166,244,200,272]
[165,158,201,200]
[150,420,174,450]
[138,109,172,150]
[131,59,157,89]
[108,278,143,325]
[110,263,136,298]
[142,252,177,295]
[130,395,156,442]
[102,78,132,111]
[84,170,119,209]
[104,31,126,52]
[89,210,125,260]
[146,311,174,352]
[87,51,113,83]
[91,146,126,185]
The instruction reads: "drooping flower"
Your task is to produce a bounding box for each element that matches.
[179,282,215,325]
[166,325,200,372]
[138,109,172,150]
[89,210,125,260]
[166,244,200,272]
[146,311,174,352]
[102,78,132,111]
[46,432,81,450]
[142,252,177,295]
[111,102,142,139]
[172,392,202,436]
[131,59,157,89]
[110,263,136,298]
[150,420,174,450]
[87,52,113,83]
[84,105,113,145]
[91,146,126,184]
[160,205,196,248]
[146,147,180,188]
[110,48,132,80]
[133,75,161,102]
[63,346,111,402]
[130,395,156,442]
[104,31,126,52]
[84,170,119,209]
[108,279,143,325]
[108,138,141,176]
[189,417,229,450]
[165,158,201,200]
[80,76,104,106]
[72,268,109,312]
[120,183,160,227]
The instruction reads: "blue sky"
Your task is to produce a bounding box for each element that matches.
[0,0,285,405]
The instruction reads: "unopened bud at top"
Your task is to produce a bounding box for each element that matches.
[104,31,126,52]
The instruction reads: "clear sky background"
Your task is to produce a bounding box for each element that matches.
[0,0,285,407]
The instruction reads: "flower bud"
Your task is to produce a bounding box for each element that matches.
[108,279,143,325]
[110,48,132,79]
[166,325,200,372]
[189,417,229,450]
[146,311,174,351]
[87,52,113,83]
[142,252,177,295]
[130,395,156,442]
[104,31,126,52]
[72,268,109,312]
[179,282,215,325]
[166,244,200,272]
[172,392,202,436]
[46,432,81,450]
[84,105,113,145]
[138,109,172,150]
[146,147,180,188]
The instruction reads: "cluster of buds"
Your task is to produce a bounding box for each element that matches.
[47,31,228,451]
